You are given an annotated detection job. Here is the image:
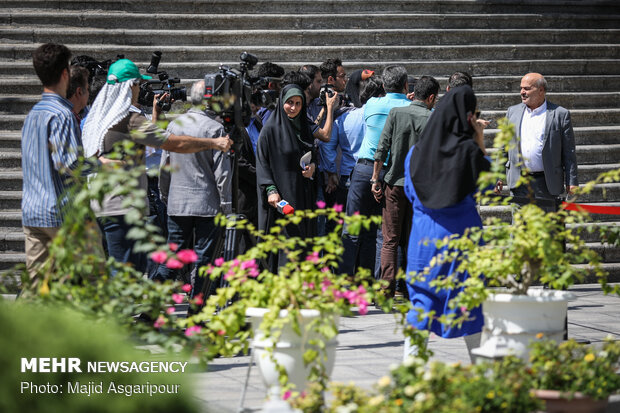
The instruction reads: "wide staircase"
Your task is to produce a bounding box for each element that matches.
[0,0,619,278]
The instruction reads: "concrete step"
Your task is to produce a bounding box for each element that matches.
[574,146,620,166]
[575,263,620,283]
[480,202,620,224]
[475,92,620,110]
[3,9,620,29]
[480,109,620,129]
[6,91,619,114]
[2,0,620,14]
[569,222,619,243]
[0,191,21,210]
[4,74,620,95]
[577,164,620,183]
[0,150,21,168]
[0,210,22,229]
[0,131,20,149]
[2,43,620,63]
[2,59,620,78]
[0,252,25,270]
[0,230,24,252]
[3,26,620,47]
[484,126,620,146]
[0,169,22,191]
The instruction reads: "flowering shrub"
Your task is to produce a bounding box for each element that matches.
[529,337,620,400]
[186,208,384,392]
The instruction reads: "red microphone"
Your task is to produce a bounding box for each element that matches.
[276,200,295,215]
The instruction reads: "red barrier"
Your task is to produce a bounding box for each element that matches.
[561,202,620,215]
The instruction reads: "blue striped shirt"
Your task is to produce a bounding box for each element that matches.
[21,92,82,227]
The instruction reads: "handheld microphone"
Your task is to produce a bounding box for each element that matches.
[276,200,295,215]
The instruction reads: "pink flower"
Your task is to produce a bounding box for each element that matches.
[316,200,326,209]
[193,293,204,306]
[185,325,202,337]
[303,282,315,289]
[338,219,344,225]
[153,315,166,328]
[321,267,330,273]
[306,251,320,264]
[359,302,369,316]
[168,243,179,252]
[150,251,168,264]
[172,293,184,304]
[231,258,240,267]
[357,286,367,295]
[217,329,226,336]
[333,203,343,213]
[282,390,292,400]
[224,269,236,280]
[321,278,332,292]
[165,307,175,315]
[460,306,468,313]
[248,268,260,278]
[177,249,198,264]
[241,259,257,270]
[214,257,225,267]
[353,211,360,215]
[166,258,184,269]
[181,283,192,293]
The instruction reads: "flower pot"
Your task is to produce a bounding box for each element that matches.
[533,389,608,413]
[474,289,575,360]
[246,307,339,393]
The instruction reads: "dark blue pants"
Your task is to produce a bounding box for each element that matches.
[341,160,384,278]
[98,215,146,275]
[155,215,220,298]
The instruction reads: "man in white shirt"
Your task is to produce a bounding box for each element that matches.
[498,73,578,210]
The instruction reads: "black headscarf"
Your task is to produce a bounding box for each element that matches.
[256,84,316,236]
[410,85,490,209]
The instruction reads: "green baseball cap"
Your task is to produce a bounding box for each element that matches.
[106,58,152,84]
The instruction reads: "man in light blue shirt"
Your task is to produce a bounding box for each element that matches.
[21,43,82,278]
[342,65,411,278]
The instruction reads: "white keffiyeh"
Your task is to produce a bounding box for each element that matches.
[82,80,135,157]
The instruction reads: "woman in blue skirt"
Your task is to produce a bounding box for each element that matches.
[403,85,490,361]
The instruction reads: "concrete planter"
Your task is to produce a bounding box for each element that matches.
[473,289,575,360]
[246,307,339,393]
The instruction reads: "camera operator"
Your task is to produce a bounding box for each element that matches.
[255,61,285,124]
[82,58,232,273]
[154,80,231,297]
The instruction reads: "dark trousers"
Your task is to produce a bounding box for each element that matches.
[341,160,384,278]
[511,173,560,213]
[380,184,412,297]
[98,216,146,274]
[155,215,220,298]
[146,176,168,279]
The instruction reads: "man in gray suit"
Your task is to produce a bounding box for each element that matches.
[156,80,232,297]
[497,73,578,209]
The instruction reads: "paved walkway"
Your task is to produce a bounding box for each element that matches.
[192,284,620,412]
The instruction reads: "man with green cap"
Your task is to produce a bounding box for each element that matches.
[82,58,232,272]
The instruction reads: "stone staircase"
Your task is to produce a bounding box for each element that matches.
[0,0,619,277]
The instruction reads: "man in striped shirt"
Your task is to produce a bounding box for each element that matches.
[21,43,82,278]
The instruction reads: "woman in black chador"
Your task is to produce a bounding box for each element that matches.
[256,84,317,242]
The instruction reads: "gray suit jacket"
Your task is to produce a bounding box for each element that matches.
[505,101,578,196]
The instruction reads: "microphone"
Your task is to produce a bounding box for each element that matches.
[276,200,295,215]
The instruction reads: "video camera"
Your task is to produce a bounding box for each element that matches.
[138,51,187,111]
[203,52,264,131]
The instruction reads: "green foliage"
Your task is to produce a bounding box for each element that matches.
[187,209,387,393]
[0,302,198,413]
[7,139,207,353]
[529,337,620,400]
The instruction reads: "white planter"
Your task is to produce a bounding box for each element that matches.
[473,289,575,360]
[246,307,339,393]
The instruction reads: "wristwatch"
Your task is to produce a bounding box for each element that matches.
[369,179,379,185]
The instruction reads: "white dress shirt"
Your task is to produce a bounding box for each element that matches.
[520,100,547,172]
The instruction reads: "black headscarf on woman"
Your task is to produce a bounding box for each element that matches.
[410,85,490,209]
[256,84,316,236]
